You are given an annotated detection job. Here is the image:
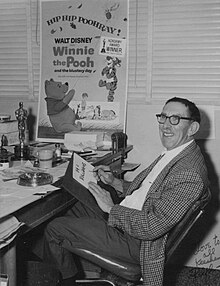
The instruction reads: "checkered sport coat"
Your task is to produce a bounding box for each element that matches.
[108,141,210,286]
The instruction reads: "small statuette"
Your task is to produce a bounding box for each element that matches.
[15,102,28,159]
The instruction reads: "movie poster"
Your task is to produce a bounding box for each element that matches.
[36,0,129,144]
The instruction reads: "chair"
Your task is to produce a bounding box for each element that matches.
[73,188,211,286]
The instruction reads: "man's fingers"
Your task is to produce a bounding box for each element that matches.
[88,182,101,196]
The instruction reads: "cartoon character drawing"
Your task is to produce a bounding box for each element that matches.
[44,78,82,133]
[80,92,88,118]
[104,3,120,20]
[75,103,81,120]
[92,105,101,119]
[99,56,121,102]
[100,109,116,120]
[91,105,116,120]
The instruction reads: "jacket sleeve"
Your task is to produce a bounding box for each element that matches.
[108,169,206,240]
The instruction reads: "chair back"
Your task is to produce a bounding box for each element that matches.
[166,188,211,263]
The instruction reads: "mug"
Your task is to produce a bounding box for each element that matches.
[38,149,53,169]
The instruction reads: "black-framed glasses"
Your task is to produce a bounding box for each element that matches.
[156,114,194,125]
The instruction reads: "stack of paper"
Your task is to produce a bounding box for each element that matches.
[0,215,24,249]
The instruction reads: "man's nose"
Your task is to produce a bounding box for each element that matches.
[163,117,172,127]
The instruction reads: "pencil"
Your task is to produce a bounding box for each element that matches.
[89,170,112,172]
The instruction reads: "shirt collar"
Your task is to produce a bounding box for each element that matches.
[162,139,194,156]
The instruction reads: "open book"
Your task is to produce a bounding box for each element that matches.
[72,153,97,189]
[61,152,122,219]
[72,153,122,204]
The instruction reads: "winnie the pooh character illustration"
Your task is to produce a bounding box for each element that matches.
[44,78,82,133]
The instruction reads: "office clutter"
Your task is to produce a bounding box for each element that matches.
[64,130,112,151]
[0,124,138,183]
[0,102,67,171]
[0,103,135,286]
[0,131,137,286]
[0,101,132,179]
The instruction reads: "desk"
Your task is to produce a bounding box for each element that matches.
[0,186,76,286]
[0,146,134,286]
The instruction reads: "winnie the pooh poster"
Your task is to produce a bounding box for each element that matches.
[37,0,128,144]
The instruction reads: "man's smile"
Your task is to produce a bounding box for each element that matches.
[162,131,173,137]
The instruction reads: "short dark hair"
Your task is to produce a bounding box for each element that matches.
[165,97,201,124]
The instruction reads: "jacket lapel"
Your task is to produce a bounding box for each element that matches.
[146,141,197,198]
[127,141,197,198]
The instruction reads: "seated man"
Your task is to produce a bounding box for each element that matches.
[42,97,210,286]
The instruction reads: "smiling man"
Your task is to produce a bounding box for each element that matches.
[157,97,200,151]
[41,97,210,286]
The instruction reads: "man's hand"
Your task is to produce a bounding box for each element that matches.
[92,165,114,185]
[88,181,114,213]
[92,165,123,194]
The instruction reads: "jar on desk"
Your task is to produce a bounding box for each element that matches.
[0,148,10,170]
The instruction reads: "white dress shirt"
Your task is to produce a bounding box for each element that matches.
[119,140,193,210]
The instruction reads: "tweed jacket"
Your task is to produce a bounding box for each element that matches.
[108,141,210,286]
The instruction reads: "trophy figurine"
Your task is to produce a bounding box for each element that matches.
[15,102,29,159]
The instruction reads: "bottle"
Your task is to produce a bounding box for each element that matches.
[0,153,9,170]
[55,143,61,161]
[1,134,8,146]
[0,137,9,169]
[33,158,39,167]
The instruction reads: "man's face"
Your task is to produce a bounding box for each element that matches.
[158,101,194,150]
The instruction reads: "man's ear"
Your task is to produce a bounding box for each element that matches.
[188,121,200,137]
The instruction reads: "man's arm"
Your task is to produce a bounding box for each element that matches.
[108,170,206,240]
[88,165,133,213]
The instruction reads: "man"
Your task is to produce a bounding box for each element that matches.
[43,97,210,286]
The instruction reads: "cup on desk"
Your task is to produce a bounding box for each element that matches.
[38,149,53,169]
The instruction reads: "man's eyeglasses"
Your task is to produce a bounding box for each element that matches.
[156,114,194,125]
